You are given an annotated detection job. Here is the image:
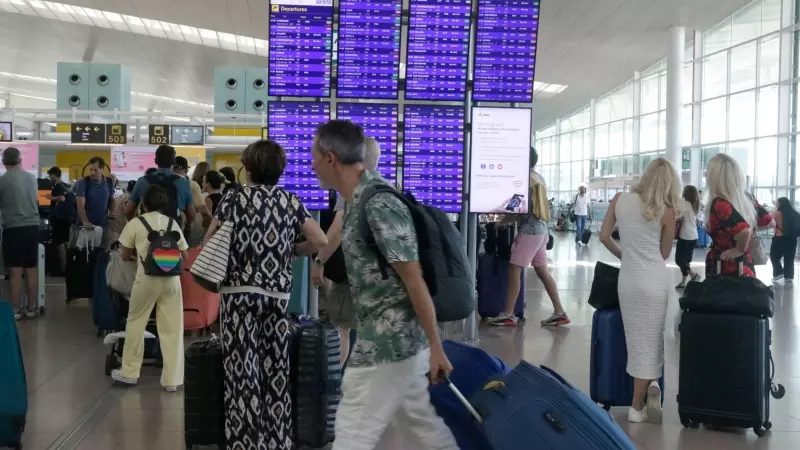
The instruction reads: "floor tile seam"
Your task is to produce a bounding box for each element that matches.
[46,387,120,450]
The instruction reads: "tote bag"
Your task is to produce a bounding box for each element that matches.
[106,248,137,298]
[190,221,233,293]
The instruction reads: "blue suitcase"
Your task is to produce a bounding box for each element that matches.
[92,250,120,335]
[477,253,525,319]
[0,302,27,450]
[430,341,510,450]
[447,361,636,450]
[696,223,710,248]
[590,308,665,410]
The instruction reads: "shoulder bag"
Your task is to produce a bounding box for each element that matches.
[190,220,234,293]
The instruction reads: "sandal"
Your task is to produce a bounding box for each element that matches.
[675,283,686,290]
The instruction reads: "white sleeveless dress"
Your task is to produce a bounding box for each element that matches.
[614,193,670,380]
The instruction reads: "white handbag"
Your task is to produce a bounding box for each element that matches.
[190,221,233,293]
[749,233,768,265]
[106,248,137,298]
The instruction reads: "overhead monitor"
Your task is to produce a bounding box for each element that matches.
[402,105,464,212]
[336,0,402,99]
[469,107,532,213]
[269,0,334,97]
[267,102,331,210]
[473,0,540,102]
[0,122,11,141]
[336,103,399,184]
[171,126,205,146]
[405,0,472,101]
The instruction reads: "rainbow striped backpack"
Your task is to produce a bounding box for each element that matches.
[137,216,183,277]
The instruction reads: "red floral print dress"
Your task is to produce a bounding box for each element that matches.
[706,197,773,277]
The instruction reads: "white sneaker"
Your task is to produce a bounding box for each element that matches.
[773,274,784,283]
[628,406,648,423]
[646,381,663,424]
[25,309,36,320]
[111,369,137,386]
[163,385,178,392]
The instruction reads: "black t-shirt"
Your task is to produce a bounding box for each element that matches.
[50,182,72,221]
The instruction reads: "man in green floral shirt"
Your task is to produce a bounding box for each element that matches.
[311,120,457,449]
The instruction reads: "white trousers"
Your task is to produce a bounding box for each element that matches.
[333,348,459,450]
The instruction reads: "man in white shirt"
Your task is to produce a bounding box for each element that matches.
[572,186,591,246]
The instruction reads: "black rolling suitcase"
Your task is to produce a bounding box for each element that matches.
[678,261,785,436]
[184,337,225,450]
[291,317,342,448]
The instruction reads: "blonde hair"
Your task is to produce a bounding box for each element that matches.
[705,153,755,228]
[631,158,681,222]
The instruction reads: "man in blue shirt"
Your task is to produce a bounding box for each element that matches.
[73,157,115,235]
[125,145,196,225]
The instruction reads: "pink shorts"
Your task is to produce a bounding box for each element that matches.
[509,234,549,267]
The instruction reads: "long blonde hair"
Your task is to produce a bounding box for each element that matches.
[705,153,755,228]
[631,158,681,221]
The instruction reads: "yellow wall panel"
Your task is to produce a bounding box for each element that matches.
[56,150,111,181]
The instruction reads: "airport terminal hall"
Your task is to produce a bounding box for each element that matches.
[4,0,800,449]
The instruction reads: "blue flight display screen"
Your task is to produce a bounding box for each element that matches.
[405,0,472,101]
[336,103,399,184]
[473,0,540,102]
[268,0,333,97]
[267,102,331,210]
[337,0,402,99]
[403,105,464,212]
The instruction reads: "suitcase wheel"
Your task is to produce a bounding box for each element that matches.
[602,404,611,411]
[764,421,773,431]
[753,426,766,437]
[680,416,699,429]
[771,383,786,399]
[105,354,117,376]
[39,306,45,316]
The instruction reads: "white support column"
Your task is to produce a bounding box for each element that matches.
[632,71,642,176]
[588,98,596,177]
[691,31,704,188]
[776,0,795,198]
[666,25,685,174]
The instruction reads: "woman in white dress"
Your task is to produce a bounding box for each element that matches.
[599,158,681,424]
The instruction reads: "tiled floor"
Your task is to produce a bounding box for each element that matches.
[11,234,800,449]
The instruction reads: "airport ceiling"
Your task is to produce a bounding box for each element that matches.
[0,0,751,131]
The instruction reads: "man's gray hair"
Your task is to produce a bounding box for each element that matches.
[364,137,381,171]
[1,147,21,166]
[315,120,365,165]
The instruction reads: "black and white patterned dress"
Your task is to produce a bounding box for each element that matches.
[215,185,310,450]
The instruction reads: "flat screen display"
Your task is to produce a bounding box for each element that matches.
[267,102,331,210]
[469,107,532,213]
[473,0,540,102]
[171,126,204,146]
[405,0,471,101]
[402,105,464,212]
[0,122,11,141]
[336,103,399,184]
[269,0,334,97]
[337,0,402,99]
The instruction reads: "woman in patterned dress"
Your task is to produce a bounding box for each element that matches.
[704,154,773,278]
[204,140,327,450]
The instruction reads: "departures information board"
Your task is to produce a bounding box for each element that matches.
[473,0,540,102]
[337,0,402,99]
[269,0,334,97]
[403,105,464,212]
[405,0,472,101]
[267,102,331,210]
[337,103,399,184]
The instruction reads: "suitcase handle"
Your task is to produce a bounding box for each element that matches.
[442,373,484,424]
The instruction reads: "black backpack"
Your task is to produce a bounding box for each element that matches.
[318,203,348,284]
[358,185,474,322]
[137,216,183,277]
[145,173,181,219]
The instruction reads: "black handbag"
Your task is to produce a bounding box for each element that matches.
[680,274,773,317]
[588,262,620,310]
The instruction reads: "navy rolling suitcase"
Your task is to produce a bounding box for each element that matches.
[581,229,592,245]
[92,250,119,335]
[590,308,664,410]
[0,302,27,450]
[446,361,636,450]
[429,341,510,450]
[477,253,525,319]
[184,337,225,449]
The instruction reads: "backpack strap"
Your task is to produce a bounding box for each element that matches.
[358,184,413,279]
[137,216,154,233]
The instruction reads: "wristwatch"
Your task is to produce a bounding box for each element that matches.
[314,257,325,267]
